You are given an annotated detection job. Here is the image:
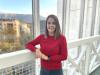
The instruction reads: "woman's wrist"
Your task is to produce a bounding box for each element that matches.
[48,56,50,61]
[35,48,41,58]
[41,53,50,60]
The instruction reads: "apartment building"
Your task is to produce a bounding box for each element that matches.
[0,19,31,52]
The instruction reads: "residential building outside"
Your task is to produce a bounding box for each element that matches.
[0,18,31,53]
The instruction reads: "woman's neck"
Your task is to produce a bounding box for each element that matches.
[48,32,54,36]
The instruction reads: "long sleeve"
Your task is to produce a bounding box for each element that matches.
[50,36,68,62]
[25,34,43,52]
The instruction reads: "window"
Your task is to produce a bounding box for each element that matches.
[58,0,100,40]
[35,1,57,75]
[0,0,32,53]
[7,23,13,30]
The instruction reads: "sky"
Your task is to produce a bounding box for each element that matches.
[0,0,57,17]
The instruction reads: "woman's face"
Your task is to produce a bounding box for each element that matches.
[47,17,56,34]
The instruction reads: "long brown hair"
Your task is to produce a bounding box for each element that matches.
[45,14,61,39]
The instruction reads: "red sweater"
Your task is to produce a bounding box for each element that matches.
[25,34,68,70]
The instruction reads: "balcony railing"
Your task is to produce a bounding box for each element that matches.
[0,35,100,75]
[64,35,100,75]
[0,50,35,75]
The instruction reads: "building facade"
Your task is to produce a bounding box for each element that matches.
[0,19,31,52]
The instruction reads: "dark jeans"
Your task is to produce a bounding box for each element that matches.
[40,67,63,75]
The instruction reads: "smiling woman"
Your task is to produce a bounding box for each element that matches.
[26,14,68,75]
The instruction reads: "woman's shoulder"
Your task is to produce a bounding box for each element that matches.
[37,34,45,39]
[60,34,66,39]
[38,34,44,37]
[59,34,67,43]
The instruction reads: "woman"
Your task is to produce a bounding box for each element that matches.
[25,14,68,75]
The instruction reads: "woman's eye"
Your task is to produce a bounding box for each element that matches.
[52,22,55,24]
[47,22,55,24]
[47,22,50,24]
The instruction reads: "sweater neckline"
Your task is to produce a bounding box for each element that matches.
[48,35,55,38]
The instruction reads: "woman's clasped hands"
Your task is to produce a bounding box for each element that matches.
[35,49,49,60]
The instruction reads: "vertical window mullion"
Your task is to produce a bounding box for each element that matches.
[98,0,100,35]
[83,0,90,37]
[32,0,40,38]
[90,0,97,36]
[63,0,71,39]
[79,0,85,38]
[62,0,67,35]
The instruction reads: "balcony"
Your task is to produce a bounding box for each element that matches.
[0,35,100,75]
[0,0,100,75]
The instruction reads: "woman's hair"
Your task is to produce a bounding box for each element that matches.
[45,14,61,39]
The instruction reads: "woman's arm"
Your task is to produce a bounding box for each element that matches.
[36,49,49,60]
[25,34,43,52]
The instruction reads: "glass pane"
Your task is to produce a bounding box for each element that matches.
[88,0,93,7]
[70,0,81,10]
[0,0,32,54]
[36,1,57,75]
[69,10,80,40]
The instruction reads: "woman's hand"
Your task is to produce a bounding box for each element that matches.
[35,48,41,58]
[41,53,48,60]
[35,48,49,60]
